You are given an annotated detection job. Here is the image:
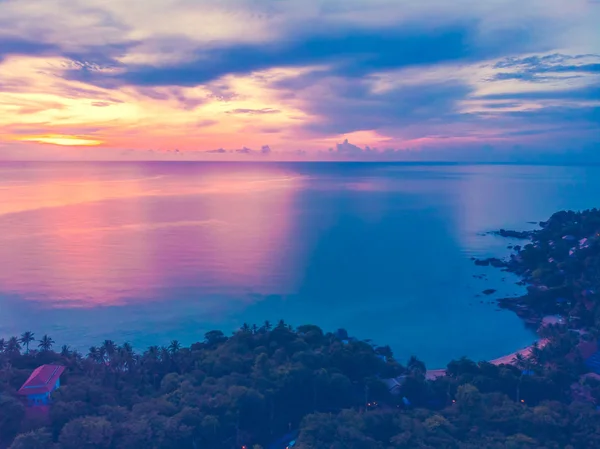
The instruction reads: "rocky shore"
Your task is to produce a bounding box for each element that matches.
[474,209,600,329]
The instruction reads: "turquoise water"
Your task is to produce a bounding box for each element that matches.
[1,162,599,368]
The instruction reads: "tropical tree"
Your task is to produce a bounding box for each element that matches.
[38,334,55,352]
[0,338,5,353]
[241,323,251,333]
[61,345,72,357]
[88,346,102,363]
[263,320,273,332]
[101,340,117,359]
[6,337,21,355]
[19,331,35,354]
[168,340,181,354]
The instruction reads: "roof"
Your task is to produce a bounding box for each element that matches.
[18,365,65,396]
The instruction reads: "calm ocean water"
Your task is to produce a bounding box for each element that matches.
[1,162,599,367]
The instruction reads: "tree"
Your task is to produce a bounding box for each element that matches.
[8,429,53,449]
[59,416,113,449]
[263,320,272,332]
[407,356,426,378]
[88,346,103,364]
[0,394,26,441]
[456,384,483,415]
[38,335,55,352]
[61,345,72,357]
[101,340,117,359]
[168,340,181,355]
[205,330,227,346]
[0,338,5,353]
[6,336,21,355]
[19,332,35,354]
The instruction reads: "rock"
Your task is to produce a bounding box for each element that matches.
[495,229,532,239]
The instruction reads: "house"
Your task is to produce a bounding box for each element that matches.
[17,364,65,406]
[382,376,406,395]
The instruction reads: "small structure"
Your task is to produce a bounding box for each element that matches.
[17,364,65,406]
[382,376,406,395]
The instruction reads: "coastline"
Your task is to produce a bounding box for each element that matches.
[425,222,546,380]
[425,337,549,380]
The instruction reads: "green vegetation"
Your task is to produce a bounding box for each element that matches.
[1,209,599,448]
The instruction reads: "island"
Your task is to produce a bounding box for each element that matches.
[1,208,600,449]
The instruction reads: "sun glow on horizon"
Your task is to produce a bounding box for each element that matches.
[17,135,104,146]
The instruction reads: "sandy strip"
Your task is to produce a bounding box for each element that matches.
[425,339,549,380]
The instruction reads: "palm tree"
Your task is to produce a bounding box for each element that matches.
[277,319,286,329]
[38,335,55,352]
[252,324,259,334]
[512,353,533,403]
[119,343,136,372]
[168,340,181,354]
[7,336,21,355]
[240,323,251,333]
[101,340,117,359]
[19,331,35,354]
[121,342,134,355]
[60,345,71,357]
[0,338,5,353]
[145,345,160,361]
[88,346,101,362]
[263,320,272,332]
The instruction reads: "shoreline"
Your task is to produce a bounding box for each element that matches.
[426,337,549,380]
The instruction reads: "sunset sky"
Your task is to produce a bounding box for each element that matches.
[0,0,598,161]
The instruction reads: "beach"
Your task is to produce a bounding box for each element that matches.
[426,338,550,380]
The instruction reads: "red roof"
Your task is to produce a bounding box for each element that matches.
[18,365,65,396]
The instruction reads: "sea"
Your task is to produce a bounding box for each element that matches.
[1,162,599,368]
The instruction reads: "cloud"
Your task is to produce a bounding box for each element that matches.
[0,0,598,160]
[0,37,58,62]
[488,53,600,82]
[196,119,218,128]
[63,20,538,89]
[228,108,280,115]
[477,84,600,101]
[287,75,471,136]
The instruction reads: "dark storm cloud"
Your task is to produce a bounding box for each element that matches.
[0,37,58,62]
[62,20,537,88]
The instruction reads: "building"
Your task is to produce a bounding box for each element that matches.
[17,364,65,406]
[382,376,406,395]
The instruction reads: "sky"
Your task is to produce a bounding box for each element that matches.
[0,0,598,161]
